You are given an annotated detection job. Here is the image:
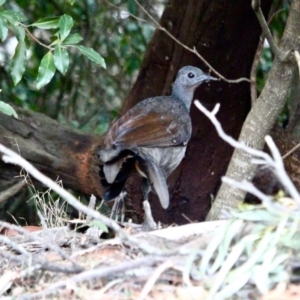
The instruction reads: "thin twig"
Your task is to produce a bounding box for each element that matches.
[250,3,285,104]
[37,211,81,268]
[0,235,31,256]
[222,178,272,204]
[251,0,287,61]
[294,50,300,79]
[106,0,251,83]
[20,256,164,300]
[135,0,251,83]
[22,25,53,50]
[0,249,83,274]
[0,143,177,256]
[193,101,272,163]
[194,100,300,205]
[282,142,300,160]
[265,136,300,202]
[138,260,174,300]
[0,220,85,273]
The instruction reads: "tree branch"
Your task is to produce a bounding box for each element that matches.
[205,0,300,220]
[251,0,288,61]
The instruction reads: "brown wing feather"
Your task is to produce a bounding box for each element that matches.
[116,112,178,147]
[106,111,179,148]
[104,96,191,150]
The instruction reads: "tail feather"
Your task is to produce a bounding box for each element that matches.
[100,156,134,201]
[103,160,123,184]
[145,156,169,209]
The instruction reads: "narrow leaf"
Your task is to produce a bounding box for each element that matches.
[62,33,83,45]
[0,15,8,41]
[59,14,73,41]
[36,52,56,89]
[10,23,25,41]
[11,40,27,85]
[31,16,60,29]
[0,101,18,118]
[128,0,137,14]
[89,220,108,233]
[1,10,27,25]
[54,45,69,74]
[75,45,106,68]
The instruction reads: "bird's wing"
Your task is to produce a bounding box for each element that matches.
[105,100,190,148]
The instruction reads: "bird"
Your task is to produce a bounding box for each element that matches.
[99,66,216,228]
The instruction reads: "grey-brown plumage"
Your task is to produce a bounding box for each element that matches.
[99,66,216,209]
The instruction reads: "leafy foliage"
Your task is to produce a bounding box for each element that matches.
[0,9,105,89]
[0,100,18,118]
[0,0,157,224]
[194,198,299,298]
[0,0,156,134]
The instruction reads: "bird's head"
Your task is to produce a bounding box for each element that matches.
[172,66,217,109]
[175,65,217,91]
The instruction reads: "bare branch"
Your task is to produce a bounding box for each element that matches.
[221,177,272,204]
[194,100,300,205]
[295,50,300,78]
[0,143,179,256]
[193,101,272,163]
[105,0,251,83]
[264,136,300,202]
[138,260,174,300]
[282,142,300,160]
[0,235,31,256]
[251,0,287,61]
[250,2,284,104]
[21,256,164,300]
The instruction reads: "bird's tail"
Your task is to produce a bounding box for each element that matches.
[143,155,169,209]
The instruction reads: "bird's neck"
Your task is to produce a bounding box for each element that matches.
[171,84,194,110]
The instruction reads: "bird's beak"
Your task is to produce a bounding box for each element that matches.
[204,74,218,82]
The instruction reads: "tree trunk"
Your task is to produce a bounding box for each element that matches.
[206,0,300,220]
[0,108,104,197]
[0,0,273,225]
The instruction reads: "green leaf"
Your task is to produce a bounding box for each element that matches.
[11,40,27,85]
[59,14,73,41]
[0,0,6,6]
[128,0,137,15]
[62,33,83,45]
[36,51,56,89]
[88,220,108,233]
[0,15,8,41]
[31,16,60,29]
[0,101,18,118]
[75,45,106,68]
[54,45,69,74]
[1,10,27,25]
[10,23,25,41]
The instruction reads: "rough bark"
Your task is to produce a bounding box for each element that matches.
[206,1,300,220]
[0,108,104,197]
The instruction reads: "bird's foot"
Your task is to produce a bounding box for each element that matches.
[110,191,126,223]
[142,200,161,231]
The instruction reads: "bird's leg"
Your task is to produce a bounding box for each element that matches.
[110,191,126,223]
[141,178,158,231]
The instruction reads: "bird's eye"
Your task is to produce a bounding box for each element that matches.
[187,72,195,78]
